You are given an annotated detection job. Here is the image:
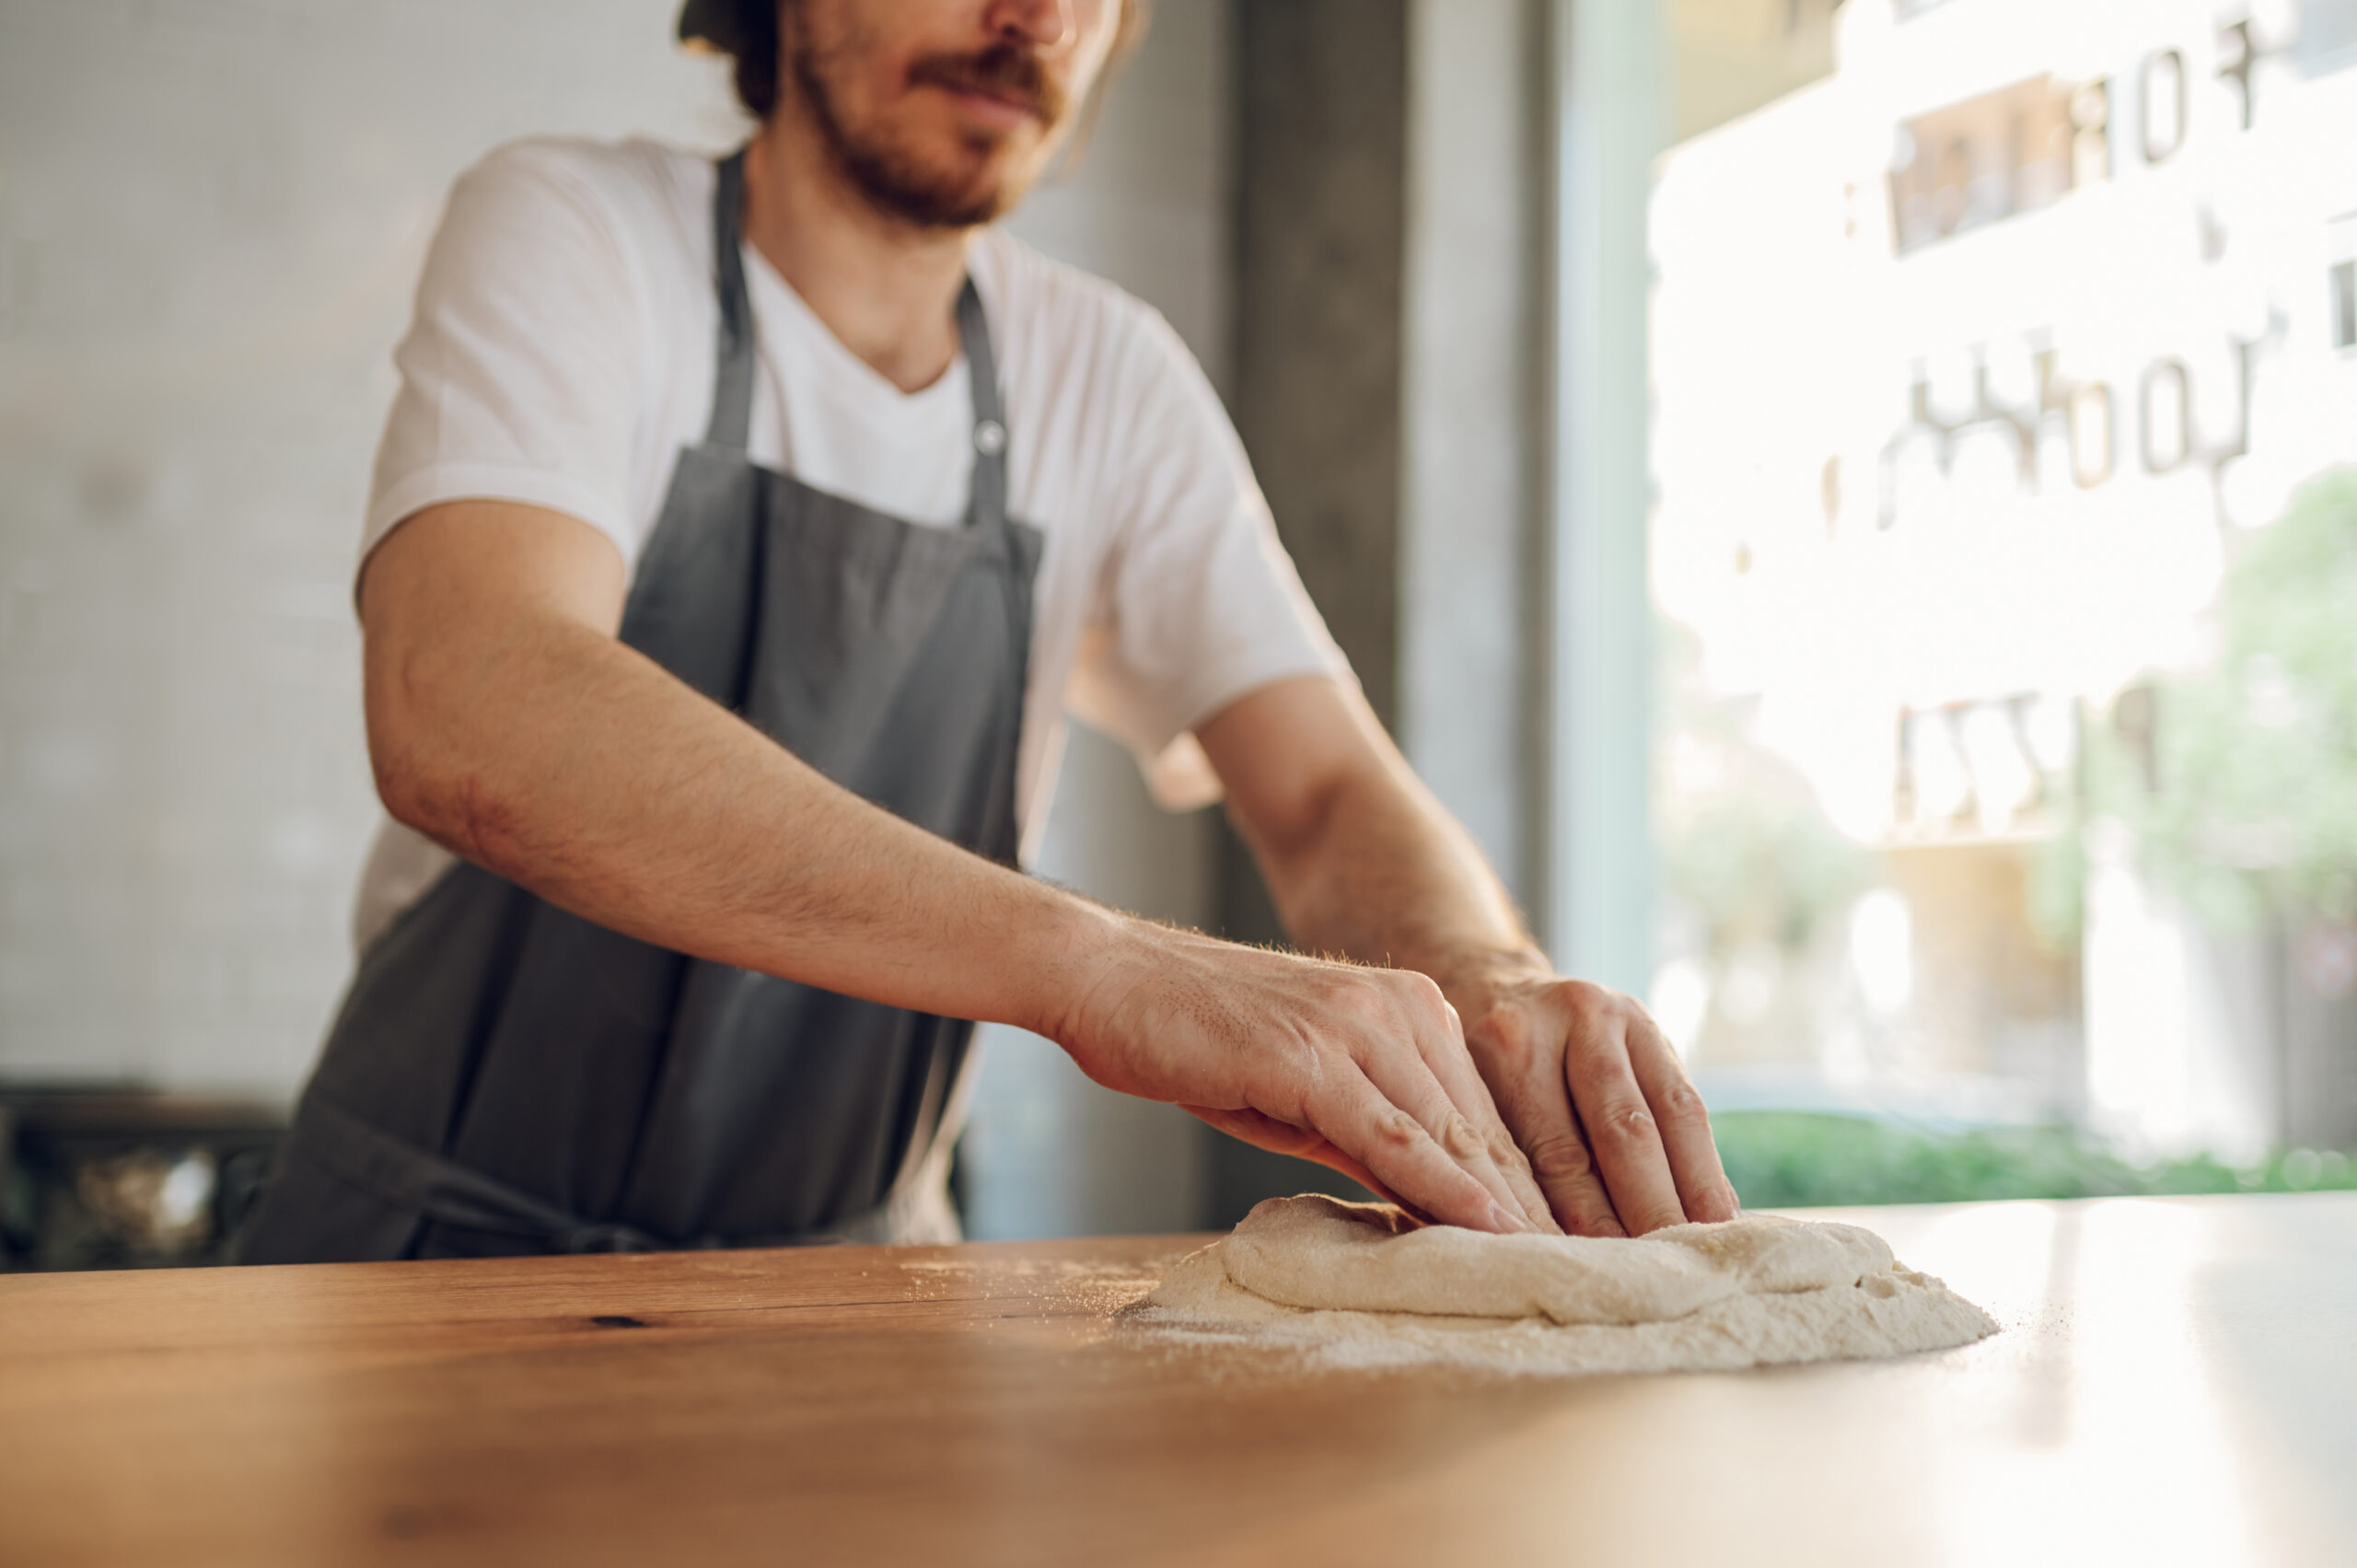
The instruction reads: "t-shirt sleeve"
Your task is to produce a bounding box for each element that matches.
[1067,307,1353,811]
[362,142,646,573]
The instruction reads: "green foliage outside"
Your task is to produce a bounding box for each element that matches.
[1717,1110,2357,1209]
[2052,470,2357,935]
[1661,480,2357,1205]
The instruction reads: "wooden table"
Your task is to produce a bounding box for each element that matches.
[3,1192,2351,1567]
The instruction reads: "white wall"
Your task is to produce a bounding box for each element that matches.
[0,0,743,1093]
[0,0,1228,1251]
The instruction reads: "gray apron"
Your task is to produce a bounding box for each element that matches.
[238,150,1041,1263]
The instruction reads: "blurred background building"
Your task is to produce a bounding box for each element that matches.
[1648,0,2357,1165]
[3,0,2353,1266]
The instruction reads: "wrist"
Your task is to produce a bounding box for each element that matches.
[1423,944,1553,1016]
[1007,884,1147,1044]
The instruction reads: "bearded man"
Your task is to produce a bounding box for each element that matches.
[238,0,1734,1263]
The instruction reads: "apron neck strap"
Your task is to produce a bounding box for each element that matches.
[705,147,1010,533]
[956,278,1008,532]
[705,148,756,451]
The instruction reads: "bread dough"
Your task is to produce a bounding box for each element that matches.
[1131,1195,1997,1376]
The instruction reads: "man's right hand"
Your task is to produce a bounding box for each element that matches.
[1041,915,1559,1237]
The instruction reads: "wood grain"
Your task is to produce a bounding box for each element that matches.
[3,1194,2352,1568]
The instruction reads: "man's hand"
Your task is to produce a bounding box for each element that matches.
[1450,959,1738,1236]
[1194,675,1737,1237]
[1046,918,1560,1237]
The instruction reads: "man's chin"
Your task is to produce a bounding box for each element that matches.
[848,150,1038,228]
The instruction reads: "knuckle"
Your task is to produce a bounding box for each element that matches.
[1654,1078,1711,1130]
[1399,970,1452,1018]
[1561,978,1616,1016]
[1566,979,1648,1033]
[1596,1098,1660,1146]
[1524,1132,1596,1185]
[1472,1005,1536,1065]
[1437,1111,1487,1161]
[1370,1105,1424,1152]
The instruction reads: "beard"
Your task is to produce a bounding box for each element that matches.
[787,12,1070,230]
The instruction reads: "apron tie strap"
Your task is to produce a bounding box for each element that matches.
[289,1095,866,1256]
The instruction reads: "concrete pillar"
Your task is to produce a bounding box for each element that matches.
[1399,0,1549,912]
[1228,0,1410,740]
[1208,0,1552,1223]
[1210,0,1411,1222]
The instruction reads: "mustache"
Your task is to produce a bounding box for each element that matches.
[907,43,1068,127]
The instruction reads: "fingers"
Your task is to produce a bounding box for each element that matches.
[1623,1016,1739,1222]
[1354,1045,1545,1235]
[1477,1007,1626,1237]
[1180,1105,1417,1215]
[1310,1065,1530,1235]
[1352,978,1555,1233]
[1180,1103,1325,1162]
[1402,1001,1562,1234]
[1562,1000,1690,1235]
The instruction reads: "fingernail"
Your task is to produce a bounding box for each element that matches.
[1491,1201,1532,1235]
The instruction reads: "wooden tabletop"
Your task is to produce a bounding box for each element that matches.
[3,1191,2351,1568]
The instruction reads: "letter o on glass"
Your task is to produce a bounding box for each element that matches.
[2142,50,2186,165]
[2139,360,2191,475]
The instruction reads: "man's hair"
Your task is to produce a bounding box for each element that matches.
[698,1,1152,129]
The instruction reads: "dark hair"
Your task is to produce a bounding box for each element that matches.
[701,1,1151,125]
[730,1,784,120]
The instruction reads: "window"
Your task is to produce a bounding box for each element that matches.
[1646,0,2357,1167]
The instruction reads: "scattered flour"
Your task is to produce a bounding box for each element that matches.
[900,1258,1147,1280]
[1126,1194,1996,1376]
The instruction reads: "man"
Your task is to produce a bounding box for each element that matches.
[239,0,1736,1263]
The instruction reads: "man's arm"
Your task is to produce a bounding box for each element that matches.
[1196,674,1739,1236]
[361,500,1554,1235]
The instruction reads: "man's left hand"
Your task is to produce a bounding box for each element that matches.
[1452,963,1740,1237]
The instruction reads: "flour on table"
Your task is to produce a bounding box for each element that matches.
[1127,1194,1996,1376]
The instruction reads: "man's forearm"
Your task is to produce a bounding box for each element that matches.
[367,540,1108,1040]
[1243,761,1550,1012]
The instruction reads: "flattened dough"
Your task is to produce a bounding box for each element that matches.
[1132,1195,1997,1376]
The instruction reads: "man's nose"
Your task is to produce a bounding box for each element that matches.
[983,0,1077,54]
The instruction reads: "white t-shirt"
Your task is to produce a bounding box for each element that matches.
[351,135,1347,949]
